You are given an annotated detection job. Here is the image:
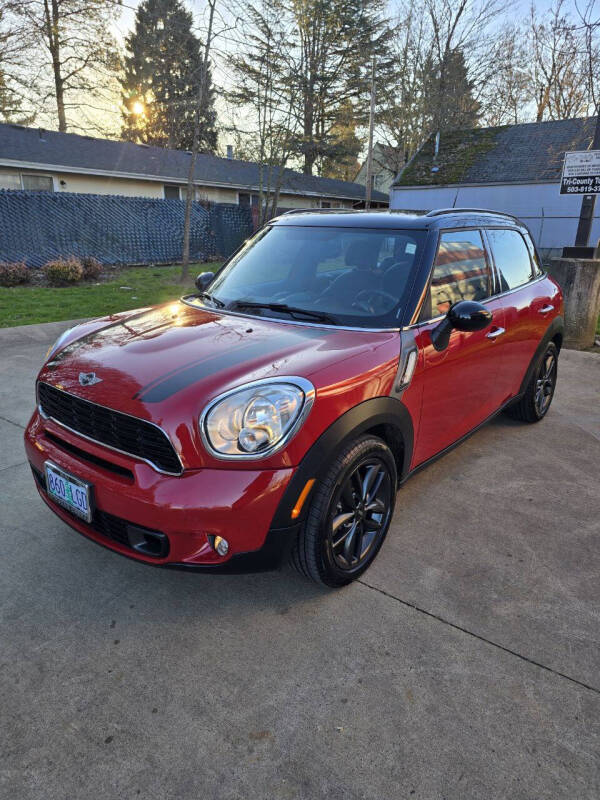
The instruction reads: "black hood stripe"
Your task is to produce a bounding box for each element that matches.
[139,336,302,403]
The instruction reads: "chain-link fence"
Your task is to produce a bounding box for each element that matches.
[0,190,255,267]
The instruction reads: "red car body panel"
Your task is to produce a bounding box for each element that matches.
[36,303,401,471]
[25,411,293,565]
[24,211,564,571]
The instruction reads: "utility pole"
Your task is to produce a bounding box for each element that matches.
[364,57,376,210]
[575,111,600,248]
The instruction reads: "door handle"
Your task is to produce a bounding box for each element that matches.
[539,304,554,314]
[486,327,505,340]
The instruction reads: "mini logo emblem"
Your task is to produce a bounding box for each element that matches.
[79,372,102,387]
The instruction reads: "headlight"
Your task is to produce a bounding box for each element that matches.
[200,377,315,458]
[45,327,75,361]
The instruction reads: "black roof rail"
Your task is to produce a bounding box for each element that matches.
[426,207,522,223]
[281,208,357,215]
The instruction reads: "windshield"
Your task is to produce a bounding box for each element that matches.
[190,224,426,328]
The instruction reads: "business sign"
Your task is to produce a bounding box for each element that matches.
[560,150,600,194]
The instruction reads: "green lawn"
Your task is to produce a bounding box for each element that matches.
[0,262,222,328]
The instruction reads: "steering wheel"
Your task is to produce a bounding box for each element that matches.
[351,289,398,314]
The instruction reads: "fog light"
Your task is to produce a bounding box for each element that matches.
[214,536,229,556]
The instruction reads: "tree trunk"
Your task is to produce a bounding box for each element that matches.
[181,0,216,282]
[44,0,66,132]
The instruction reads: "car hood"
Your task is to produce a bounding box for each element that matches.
[38,301,400,467]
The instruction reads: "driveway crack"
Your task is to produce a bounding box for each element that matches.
[358,578,600,695]
[0,414,25,430]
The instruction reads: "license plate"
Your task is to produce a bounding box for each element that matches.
[45,461,92,523]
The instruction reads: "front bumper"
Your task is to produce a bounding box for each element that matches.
[25,410,298,571]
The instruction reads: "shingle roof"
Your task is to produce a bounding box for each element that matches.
[0,123,388,202]
[394,117,597,187]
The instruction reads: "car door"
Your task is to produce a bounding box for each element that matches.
[484,227,552,400]
[411,228,506,466]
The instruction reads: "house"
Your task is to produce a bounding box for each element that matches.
[0,123,388,209]
[391,117,599,257]
[355,143,405,195]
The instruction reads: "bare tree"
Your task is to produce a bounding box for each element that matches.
[479,25,530,125]
[376,3,434,165]
[574,0,600,113]
[16,0,120,133]
[226,0,299,223]
[424,0,510,131]
[529,0,594,121]
[375,0,508,177]
[0,1,36,122]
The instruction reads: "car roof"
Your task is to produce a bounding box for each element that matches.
[269,208,527,232]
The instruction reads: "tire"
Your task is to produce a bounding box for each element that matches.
[504,342,559,423]
[291,435,397,587]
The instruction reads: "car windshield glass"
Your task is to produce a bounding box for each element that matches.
[189,225,426,328]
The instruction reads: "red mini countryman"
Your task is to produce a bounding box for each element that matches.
[25,209,564,587]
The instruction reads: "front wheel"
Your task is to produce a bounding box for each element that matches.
[504,342,559,423]
[291,435,397,587]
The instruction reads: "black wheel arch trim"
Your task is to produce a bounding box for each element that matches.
[517,315,564,397]
[270,396,414,530]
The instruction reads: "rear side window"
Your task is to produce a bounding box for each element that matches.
[487,229,534,291]
[428,229,492,316]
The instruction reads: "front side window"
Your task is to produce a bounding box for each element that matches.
[487,228,534,291]
[428,229,491,317]
[189,224,426,328]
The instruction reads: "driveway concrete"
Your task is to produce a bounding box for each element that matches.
[1,321,599,800]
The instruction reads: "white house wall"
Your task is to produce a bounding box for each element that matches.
[391,182,600,253]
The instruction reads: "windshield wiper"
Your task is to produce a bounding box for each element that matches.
[197,292,225,308]
[230,300,338,325]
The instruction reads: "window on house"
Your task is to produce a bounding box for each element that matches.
[0,172,21,190]
[22,174,53,192]
[163,184,180,199]
[321,201,331,208]
[239,192,260,207]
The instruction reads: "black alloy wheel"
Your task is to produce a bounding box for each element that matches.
[291,435,397,587]
[504,341,559,423]
[534,349,557,418]
[328,457,392,572]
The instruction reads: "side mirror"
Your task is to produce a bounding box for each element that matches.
[195,272,213,292]
[430,300,492,351]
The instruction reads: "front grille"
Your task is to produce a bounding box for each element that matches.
[31,465,169,558]
[44,431,134,481]
[38,382,182,474]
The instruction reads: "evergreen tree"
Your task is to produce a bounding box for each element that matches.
[289,0,394,174]
[121,0,216,152]
[320,101,363,181]
[424,48,480,131]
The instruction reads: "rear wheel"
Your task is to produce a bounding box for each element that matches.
[504,342,558,423]
[291,435,397,587]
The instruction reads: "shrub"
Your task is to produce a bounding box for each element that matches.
[0,261,29,287]
[44,256,84,286]
[81,256,102,280]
